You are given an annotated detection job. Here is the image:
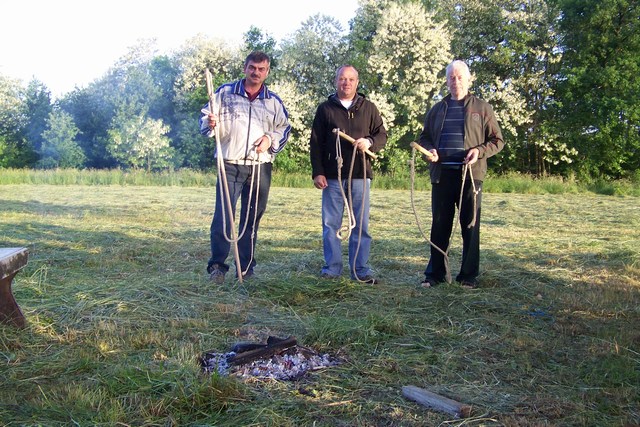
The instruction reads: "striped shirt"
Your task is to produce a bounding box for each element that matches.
[439,98,465,167]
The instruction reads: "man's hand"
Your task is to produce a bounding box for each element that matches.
[254,135,272,153]
[426,149,439,163]
[355,137,372,153]
[464,148,479,165]
[313,175,328,189]
[207,113,217,129]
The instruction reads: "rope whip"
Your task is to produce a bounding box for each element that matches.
[409,142,480,284]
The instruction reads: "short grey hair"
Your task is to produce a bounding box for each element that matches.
[446,60,471,80]
[335,65,359,80]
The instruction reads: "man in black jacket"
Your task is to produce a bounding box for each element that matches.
[309,65,387,284]
[418,60,504,289]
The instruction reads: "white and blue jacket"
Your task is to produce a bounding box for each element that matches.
[200,79,291,164]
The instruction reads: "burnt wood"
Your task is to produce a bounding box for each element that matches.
[227,336,297,366]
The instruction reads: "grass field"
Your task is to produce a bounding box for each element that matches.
[1,182,638,426]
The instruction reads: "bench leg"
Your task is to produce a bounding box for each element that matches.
[0,272,26,328]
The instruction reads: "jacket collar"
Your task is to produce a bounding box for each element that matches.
[232,79,270,99]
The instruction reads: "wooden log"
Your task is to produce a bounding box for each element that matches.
[227,336,297,366]
[402,385,472,418]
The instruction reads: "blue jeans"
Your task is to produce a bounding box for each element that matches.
[208,162,271,275]
[321,179,372,279]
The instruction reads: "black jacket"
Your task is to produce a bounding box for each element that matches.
[310,93,387,180]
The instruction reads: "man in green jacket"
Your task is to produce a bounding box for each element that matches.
[418,60,504,289]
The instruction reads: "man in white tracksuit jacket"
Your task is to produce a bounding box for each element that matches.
[200,51,291,282]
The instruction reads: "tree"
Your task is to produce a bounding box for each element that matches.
[441,0,572,176]
[39,110,85,168]
[107,105,174,171]
[24,79,53,156]
[368,1,452,128]
[243,26,279,69]
[0,75,33,167]
[273,15,350,171]
[555,0,640,179]
[171,34,238,169]
[276,15,349,98]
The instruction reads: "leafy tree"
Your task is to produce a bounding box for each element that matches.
[349,0,450,173]
[0,75,33,167]
[58,83,117,168]
[38,110,85,168]
[243,26,279,69]
[171,35,238,169]
[24,79,53,156]
[277,15,349,99]
[274,15,349,172]
[107,104,174,171]
[555,0,640,179]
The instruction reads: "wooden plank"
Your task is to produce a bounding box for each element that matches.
[0,247,28,328]
[402,385,472,418]
[0,247,29,280]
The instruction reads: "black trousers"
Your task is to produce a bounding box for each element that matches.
[424,169,483,283]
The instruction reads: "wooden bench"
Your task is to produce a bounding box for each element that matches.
[0,247,29,328]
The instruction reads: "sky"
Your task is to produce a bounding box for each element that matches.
[0,0,360,99]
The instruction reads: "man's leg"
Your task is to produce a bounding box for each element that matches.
[348,178,372,279]
[457,180,483,284]
[424,171,458,282]
[321,179,346,277]
[237,163,272,276]
[208,163,248,275]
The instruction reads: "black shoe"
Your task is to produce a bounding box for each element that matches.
[357,275,379,285]
[320,273,340,279]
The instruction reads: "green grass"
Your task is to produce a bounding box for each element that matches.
[1,182,638,426]
[0,168,639,196]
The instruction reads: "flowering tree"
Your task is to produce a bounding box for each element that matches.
[107,106,174,171]
[367,1,452,130]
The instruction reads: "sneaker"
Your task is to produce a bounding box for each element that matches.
[320,273,339,279]
[241,270,255,280]
[357,275,379,285]
[208,264,225,284]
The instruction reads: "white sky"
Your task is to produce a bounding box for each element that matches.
[0,0,359,99]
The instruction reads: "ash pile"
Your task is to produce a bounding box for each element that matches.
[199,336,339,381]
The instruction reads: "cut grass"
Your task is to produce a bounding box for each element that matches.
[0,183,638,426]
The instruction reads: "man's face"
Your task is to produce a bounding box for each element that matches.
[244,60,270,86]
[335,67,359,100]
[447,65,471,100]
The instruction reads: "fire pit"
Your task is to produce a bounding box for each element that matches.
[199,336,339,381]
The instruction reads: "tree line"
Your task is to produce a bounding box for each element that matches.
[0,0,638,181]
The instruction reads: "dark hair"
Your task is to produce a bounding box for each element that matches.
[244,51,271,67]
